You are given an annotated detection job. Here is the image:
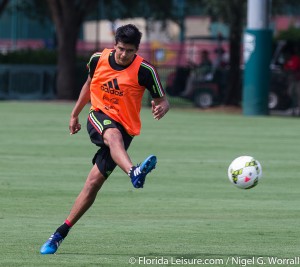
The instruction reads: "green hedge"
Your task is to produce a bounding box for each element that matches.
[276,26,300,42]
[0,49,89,65]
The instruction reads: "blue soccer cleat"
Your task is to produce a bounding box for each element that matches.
[40,232,64,254]
[131,155,157,188]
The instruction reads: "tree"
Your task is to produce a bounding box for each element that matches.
[46,0,99,99]
[17,0,178,99]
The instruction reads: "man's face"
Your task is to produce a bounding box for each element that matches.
[114,42,137,66]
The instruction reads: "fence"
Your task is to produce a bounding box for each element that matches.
[0,64,56,100]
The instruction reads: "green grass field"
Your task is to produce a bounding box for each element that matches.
[1,101,300,267]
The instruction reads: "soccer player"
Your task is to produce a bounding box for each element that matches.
[40,24,169,254]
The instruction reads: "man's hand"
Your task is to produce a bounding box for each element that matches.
[69,116,81,135]
[151,97,169,120]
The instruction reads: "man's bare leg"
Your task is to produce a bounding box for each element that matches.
[66,164,106,225]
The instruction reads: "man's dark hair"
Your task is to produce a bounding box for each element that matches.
[115,24,142,50]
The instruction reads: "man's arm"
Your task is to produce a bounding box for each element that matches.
[69,75,92,135]
[151,95,170,120]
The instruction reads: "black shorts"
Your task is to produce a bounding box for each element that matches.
[87,110,133,178]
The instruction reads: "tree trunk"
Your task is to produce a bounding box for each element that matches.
[224,1,244,106]
[56,27,78,99]
[46,0,98,100]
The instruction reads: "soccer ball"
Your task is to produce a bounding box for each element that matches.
[227,156,262,189]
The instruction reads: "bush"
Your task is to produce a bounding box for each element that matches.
[0,49,89,65]
[276,26,300,42]
[0,49,57,64]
